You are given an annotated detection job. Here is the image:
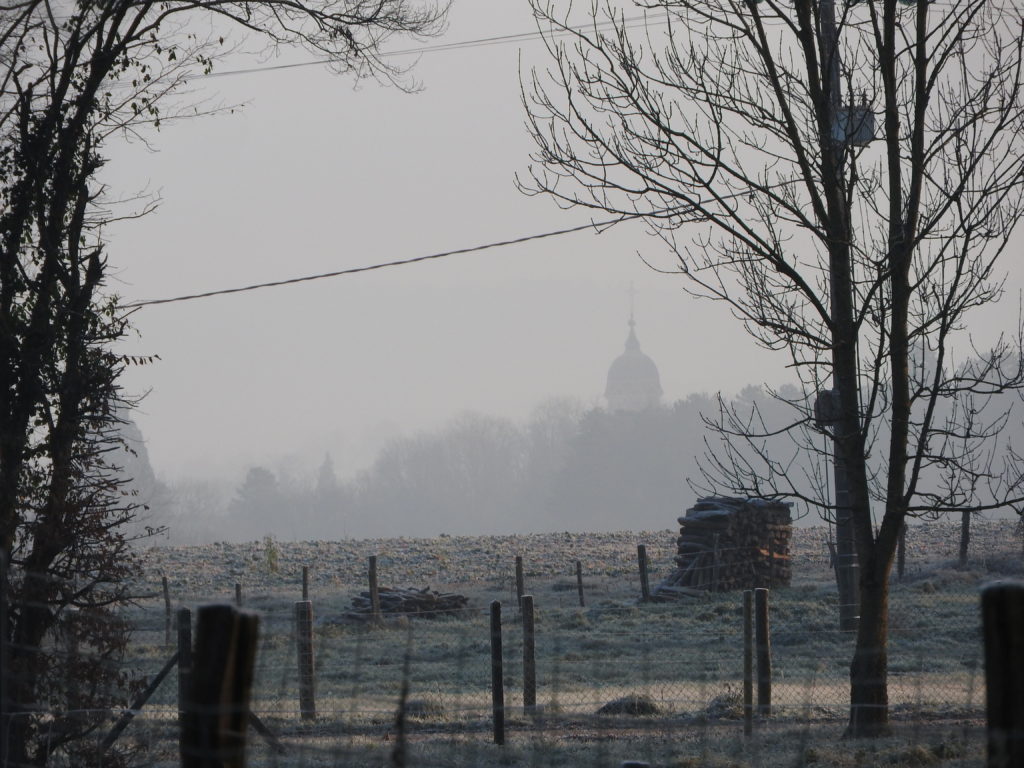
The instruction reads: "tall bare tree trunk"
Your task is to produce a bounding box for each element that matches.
[847,555,891,736]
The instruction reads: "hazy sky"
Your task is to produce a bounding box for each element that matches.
[101,0,1023,485]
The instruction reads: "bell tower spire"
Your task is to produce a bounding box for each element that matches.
[605,285,662,411]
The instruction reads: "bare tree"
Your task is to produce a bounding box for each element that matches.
[0,0,447,763]
[521,0,1024,737]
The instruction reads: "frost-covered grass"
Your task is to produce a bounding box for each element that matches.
[114,525,1020,766]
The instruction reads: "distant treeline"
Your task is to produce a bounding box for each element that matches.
[142,387,837,543]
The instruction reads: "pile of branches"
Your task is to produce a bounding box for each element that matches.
[347,586,469,619]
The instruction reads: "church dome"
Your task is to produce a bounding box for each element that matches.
[605,318,663,411]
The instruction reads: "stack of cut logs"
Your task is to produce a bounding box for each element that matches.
[347,586,469,619]
[654,497,792,598]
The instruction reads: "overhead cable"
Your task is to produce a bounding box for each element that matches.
[201,15,662,79]
[122,215,639,308]
[123,180,796,309]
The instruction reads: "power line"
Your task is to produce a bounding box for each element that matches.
[122,215,638,308]
[201,15,661,79]
[123,181,796,310]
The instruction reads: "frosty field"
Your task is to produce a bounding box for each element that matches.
[111,520,1021,767]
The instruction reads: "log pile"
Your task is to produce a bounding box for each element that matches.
[654,497,792,597]
[347,586,469,619]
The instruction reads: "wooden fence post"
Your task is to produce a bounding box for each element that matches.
[743,590,753,737]
[575,560,585,608]
[755,588,772,717]
[234,583,241,607]
[163,576,172,647]
[490,601,505,745]
[637,544,651,603]
[302,566,309,601]
[295,600,316,721]
[181,604,259,768]
[959,511,971,569]
[368,556,381,624]
[522,595,536,716]
[982,581,1024,767]
[515,556,525,611]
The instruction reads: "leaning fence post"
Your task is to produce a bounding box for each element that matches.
[515,556,525,611]
[755,588,772,717]
[101,650,180,756]
[368,556,381,625]
[490,601,505,745]
[637,544,651,602]
[295,600,316,721]
[163,576,172,647]
[181,604,259,768]
[575,560,585,608]
[982,581,1024,767]
[743,589,753,737]
[522,595,536,716]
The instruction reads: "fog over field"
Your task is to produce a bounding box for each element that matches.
[100,1,1024,543]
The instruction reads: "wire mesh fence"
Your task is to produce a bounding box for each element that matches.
[3,520,1022,766]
